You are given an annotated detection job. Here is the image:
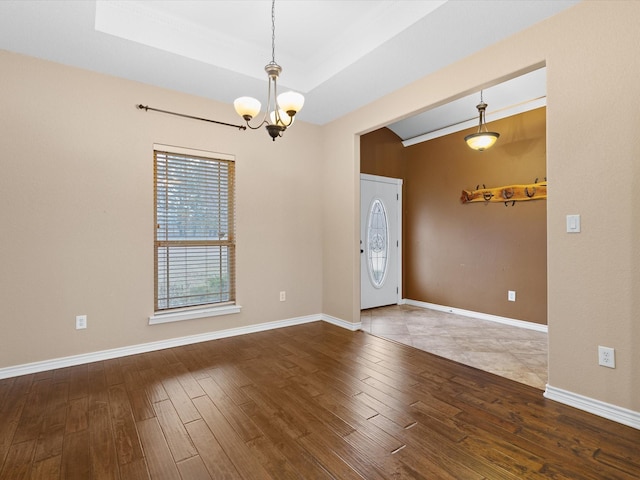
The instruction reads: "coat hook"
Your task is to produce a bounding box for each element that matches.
[525,186,536,198]
[502,188,514,200]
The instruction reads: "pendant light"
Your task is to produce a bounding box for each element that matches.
[233,0,304,141]
[464,91,500,151]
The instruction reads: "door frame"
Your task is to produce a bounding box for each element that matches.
[360,173,403,309]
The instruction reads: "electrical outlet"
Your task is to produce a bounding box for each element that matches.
[598,346,615,368]
[75,315,87,330]
[508,290,516,302]
[279,291,286,302]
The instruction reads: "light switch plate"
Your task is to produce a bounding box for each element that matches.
[566,214,581,233]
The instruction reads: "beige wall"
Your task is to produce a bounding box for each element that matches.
[0,50,323,368]
[362,107,547,325]
[322,1,640,412]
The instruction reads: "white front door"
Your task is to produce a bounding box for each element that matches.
[360,174,402,310]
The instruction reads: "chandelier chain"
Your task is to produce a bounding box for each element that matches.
[271,0,276,64]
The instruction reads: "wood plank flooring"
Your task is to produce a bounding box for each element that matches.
[1,321,639,479]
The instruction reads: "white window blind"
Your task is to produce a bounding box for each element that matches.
[154,148,235,311]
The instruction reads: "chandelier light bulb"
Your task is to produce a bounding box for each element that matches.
[270,109,295,127]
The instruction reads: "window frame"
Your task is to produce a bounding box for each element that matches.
[149,144,240,324]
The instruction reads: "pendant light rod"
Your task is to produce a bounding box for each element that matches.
[474,90,489,132]
[137,104,246,131]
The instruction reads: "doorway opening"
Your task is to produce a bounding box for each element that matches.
[358,68,548,389]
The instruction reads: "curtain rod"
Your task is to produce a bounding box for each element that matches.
[137,104,246,131]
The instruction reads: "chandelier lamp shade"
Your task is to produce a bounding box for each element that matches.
[233,0,304,141]
[464,91,500,151]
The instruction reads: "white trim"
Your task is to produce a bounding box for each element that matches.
[544,385,640,430]
[321,314,361,331]
[153,143,235,161]
[360,173,402,185]
[0,313,357,380]
[403,299,548,333]
[396,181,403,306]
[149,304,242,324]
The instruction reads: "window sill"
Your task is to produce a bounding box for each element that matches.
[149,304,242,325]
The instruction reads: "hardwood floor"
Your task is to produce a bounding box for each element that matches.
[1,321,639,479]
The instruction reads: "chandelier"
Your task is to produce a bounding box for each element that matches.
[233,0,304,141]
[464,91,500,151]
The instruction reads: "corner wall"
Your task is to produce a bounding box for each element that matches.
[322,1,640,414]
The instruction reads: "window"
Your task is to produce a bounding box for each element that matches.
[366,198,389,288]
[153,146,236,315]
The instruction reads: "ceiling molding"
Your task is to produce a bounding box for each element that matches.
[401,97,547,147]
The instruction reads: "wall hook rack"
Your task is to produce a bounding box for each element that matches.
[461,180,547,205]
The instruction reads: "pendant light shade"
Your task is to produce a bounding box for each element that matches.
[233,97,262,121]
[465,93,500,151]
[277,91,305,116]
[465,130,500,151]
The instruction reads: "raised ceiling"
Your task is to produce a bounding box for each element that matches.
[0,0,579,132]
[94,0,447,93]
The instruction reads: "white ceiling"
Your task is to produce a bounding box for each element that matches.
[94,0,447,93]
[0,0,579,134]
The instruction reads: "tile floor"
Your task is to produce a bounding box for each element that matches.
[360,304,548,390]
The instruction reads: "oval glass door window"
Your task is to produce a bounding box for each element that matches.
[367,198,389,288]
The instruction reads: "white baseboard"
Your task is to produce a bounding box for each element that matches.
[403,299,548,333]
[322,314,361,331]
[0,313,355,380]
[406,300,639,430]
[544,385,640,430]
